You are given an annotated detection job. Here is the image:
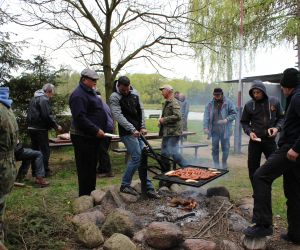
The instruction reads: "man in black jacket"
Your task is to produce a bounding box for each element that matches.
[244,68,300,245]
[241,80,284,189]
[27,83,62,177]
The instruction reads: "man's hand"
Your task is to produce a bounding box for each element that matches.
[140,128,147,135]
[287,148,299,162]
[250,132,259,141]
[217,119,227,125]
[267,127,278,137]
[96,129,105,138]
[204,128,209,134]
[57,125,63,132]
[132,130,140,138]
[158,117,165,124]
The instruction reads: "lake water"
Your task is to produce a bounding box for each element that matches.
[145,110,203,121]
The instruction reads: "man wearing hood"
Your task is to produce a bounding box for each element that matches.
[0,87,18,247]
[244,68,300,244]
[109,76,159,199]
[27,83,62,177]
[241,80,284,189]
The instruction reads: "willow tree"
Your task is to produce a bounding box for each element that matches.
[6,0,209,100]
[189,0,300,81]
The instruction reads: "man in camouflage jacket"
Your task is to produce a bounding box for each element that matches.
[159,85,189,173]
[0,87,18,246]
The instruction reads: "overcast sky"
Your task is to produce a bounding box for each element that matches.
[2,1,297,81]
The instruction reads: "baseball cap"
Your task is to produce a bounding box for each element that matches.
[159,84,173,91]
[81,68,100,80]
[213,88,223,95]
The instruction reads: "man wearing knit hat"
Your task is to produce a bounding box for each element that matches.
[244,68,300,244]
[203,88,237,169]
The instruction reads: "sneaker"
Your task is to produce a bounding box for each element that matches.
[280,233,300,245]
[243,224,273,238]
[120,185,139,196]
[144,189,160,199]
[35,177,50,188]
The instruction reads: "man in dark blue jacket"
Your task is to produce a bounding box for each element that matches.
[241,80,284,190]
[69,68,107,196]
[244,68,300,245]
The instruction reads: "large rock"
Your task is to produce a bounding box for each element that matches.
[170,184,183,193]
[119,192,139,204]
[77,222,104,248]
[91,189,107,205]
[101,208,139,237]
[103,233,136,250]
[207,186,230,199]
[242,235,269,250]
[73,195,94,214]
[72,209,105,227]
[221,239,243,250]
[228,213,250,232]
[183,238,217,250]
[145,222,183,249]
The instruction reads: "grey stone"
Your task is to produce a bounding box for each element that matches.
[229,213,250,232]
[73,196,94,214]
[91,189,107,205]
[77,222,104,248]
[206,186,230,199]
[183,238,217,250]
[133,229,147,243]
[119,192,139,204]
[221,239,243,250]
[242,235,269,250]
[101,208,139,237]
[145,221,183,249]
[170,184,183,193]
[72,209,105,227]
[103,233,136,250]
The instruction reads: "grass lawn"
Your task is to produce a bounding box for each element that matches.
[4,119,287,249]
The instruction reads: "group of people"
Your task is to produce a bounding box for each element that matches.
[1,66,300,246]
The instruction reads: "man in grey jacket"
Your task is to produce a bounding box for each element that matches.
[27,83,62,177]
[109,76,159,199]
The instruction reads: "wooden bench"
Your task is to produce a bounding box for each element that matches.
[112,143,208,162]
[148,114,160,119]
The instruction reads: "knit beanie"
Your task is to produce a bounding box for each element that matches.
[280,68,300,88]
[213,88,223,94]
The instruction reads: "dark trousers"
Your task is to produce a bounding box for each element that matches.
[252,144,300,241]
[71,134,101,196]
[28,129,50,173]
[248,139,277,188]
[97,138,112,174]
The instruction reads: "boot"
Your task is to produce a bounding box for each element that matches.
[35,177,50,188]
[15,171,26,183]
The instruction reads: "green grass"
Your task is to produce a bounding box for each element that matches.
[4,121,287,249]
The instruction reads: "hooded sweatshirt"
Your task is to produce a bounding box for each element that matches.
[240,80,284,140]
[27,89,59,130]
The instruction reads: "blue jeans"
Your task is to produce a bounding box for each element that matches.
[161,136,189,172]
[211,132,230,169]
[16,148,45,177]
[121,135,153,191]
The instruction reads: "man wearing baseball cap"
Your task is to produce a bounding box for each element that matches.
[158,84,189,178]
[69,68,107,196]
[203,88,237,169]
[244,68,300,244]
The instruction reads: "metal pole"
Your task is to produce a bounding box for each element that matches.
[234,0,243,154]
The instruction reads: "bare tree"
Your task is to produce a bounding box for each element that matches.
[8,0,208,99]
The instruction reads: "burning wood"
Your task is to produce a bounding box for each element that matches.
[168,197,198,211]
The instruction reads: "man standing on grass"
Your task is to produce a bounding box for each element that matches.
[241,80,284,190]
[109,76,159,199]
[203,88,237,169]
[69,69,107,196]
[159,85,189,174]
[27,83,62,177]
[244,68,300,245]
